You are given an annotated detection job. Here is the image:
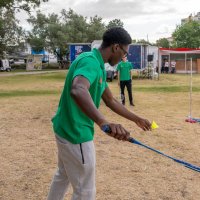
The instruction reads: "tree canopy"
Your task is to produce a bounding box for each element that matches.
[0,0,48,13]
[156,38,170,48]
[27,9,126,59]
[0,10,24,57]
[172,21,200,48]
[106,19,124,29]
[0,0,48,57]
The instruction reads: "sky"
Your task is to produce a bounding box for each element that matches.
[16,0,200,43]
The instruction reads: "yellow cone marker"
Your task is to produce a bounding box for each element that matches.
[151,121,159,129]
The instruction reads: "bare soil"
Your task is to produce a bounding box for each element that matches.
[0,74,200,200]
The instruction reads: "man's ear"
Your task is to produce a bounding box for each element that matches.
[112,44,119,52]
[115,44,119,50]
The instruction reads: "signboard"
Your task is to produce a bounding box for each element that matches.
[127,45,141,69]
[26,55,42,71]
[127,45,147,69]
[69,44,91,63]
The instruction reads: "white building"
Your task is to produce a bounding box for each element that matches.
[181,12,200,24]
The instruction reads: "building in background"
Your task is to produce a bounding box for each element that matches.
[181,12,200,24]
[158,48,200,74]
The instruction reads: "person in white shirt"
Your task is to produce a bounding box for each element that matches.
[164,60,169,73]
[171,60,176,73]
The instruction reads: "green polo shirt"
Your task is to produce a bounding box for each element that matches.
[52,48,107,144]
[117,61,132,81]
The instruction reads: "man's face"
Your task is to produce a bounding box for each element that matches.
[108,44,129,66]
[122,56,127,62]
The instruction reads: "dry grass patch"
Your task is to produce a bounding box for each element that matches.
[0,72,200,200]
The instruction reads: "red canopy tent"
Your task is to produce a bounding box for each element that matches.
[158,48,200,73]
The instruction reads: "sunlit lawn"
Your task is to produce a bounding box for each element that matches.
[0,72,200,200]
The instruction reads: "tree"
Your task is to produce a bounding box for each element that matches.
[107,19,124,29]
[27,11,49,52]
[47,13,70,67]
[0,10,24,57]
[156,38,169,48]
[0,0,48,57]
[27,9,106,59]
[27,9,125,67]
[172,21,200,48]
[136,39,151,45]
[28,10,70,67]
[27,36,45,52]
[0,0,48,13]
[87,15,106,42]
[61,9,88,43]
[132,39,137,43]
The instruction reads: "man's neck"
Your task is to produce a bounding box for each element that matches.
[98,47,110,63]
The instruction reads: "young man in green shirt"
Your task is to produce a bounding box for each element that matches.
[47,27,151,200]
[117,56,134,106]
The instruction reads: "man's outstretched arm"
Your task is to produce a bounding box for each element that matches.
[71,76,130,141]
[102,87,151,131]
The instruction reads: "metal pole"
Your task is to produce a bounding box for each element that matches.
[147,35,150,79]
[189,58,193,118]
[158,48,160,80]
[185,53,187,73]
[169,53,171,73]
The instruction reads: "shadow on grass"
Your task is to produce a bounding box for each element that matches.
[0,90,60,98]
[134,86,200,92]
[39,73,66,81]
[0,72,67,85]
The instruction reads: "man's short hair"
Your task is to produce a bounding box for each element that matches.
[102,27,132,48]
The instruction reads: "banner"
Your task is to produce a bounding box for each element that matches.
[26,55,43,71]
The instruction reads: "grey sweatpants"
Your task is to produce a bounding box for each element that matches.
[47,134,96,200]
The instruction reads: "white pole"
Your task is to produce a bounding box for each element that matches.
[158,48,160,80]
[189,58,193,118]
[185,53,187,73]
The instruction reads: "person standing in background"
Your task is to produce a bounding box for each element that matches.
[164,60,169,73]
[171,60,176,73]
[117,56,134,106]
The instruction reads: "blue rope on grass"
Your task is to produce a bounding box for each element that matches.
[101,124,200,173]
[129,137,200,172]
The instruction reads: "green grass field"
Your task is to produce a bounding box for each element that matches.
[0,72,200,97]
[0,71,200,200]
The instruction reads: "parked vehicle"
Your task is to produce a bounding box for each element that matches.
[0,59,11,72]
[105,63,117,82]
[9,59,14,65]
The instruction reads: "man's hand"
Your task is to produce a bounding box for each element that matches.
[101,123,130,141]
[135,117,151,131]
